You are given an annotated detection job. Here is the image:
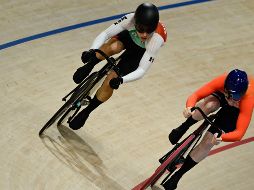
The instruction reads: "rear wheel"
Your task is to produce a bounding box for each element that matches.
[39,72,101,136]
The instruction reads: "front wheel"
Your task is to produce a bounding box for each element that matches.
[39,100,72,136]
[39,72,101,136]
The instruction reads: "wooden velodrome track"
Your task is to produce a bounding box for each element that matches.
[1,0,254,189]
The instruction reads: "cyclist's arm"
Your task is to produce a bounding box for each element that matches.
[122,33,164,83]
[90,14,133,49]
[221,98,254,142]
[186,74,227,107]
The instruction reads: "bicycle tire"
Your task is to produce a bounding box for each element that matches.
[69,72,100,103]
[56,106,75,126]
[39,72,101,136]
[39,100,72,136]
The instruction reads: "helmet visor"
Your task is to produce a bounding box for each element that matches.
[225,90,242,101]
[135,24,155,34]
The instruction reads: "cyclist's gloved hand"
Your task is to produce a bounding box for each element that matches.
[183,107,193,118]
[81,49,96,64]
[212,132,223,145]
[109,77,123,89]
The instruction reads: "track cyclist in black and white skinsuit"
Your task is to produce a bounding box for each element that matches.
[70,3,167,130]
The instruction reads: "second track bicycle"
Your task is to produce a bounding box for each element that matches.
[132,107,221,190]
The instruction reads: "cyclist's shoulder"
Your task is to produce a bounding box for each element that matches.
[248,76,254,84]
[244,76,254,99]
[154,21,167,42]
[125,12,135,18]
[206,73,226,84]
[114,13,134,28]
[118,13,134,23]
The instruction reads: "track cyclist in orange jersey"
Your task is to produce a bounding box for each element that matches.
[163,69,254,190]
[69,3,167,130]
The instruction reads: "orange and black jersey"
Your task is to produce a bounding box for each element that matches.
[186,73,254,142]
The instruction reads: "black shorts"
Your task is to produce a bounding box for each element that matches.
[114,30,146,76]
[207,91,240,134]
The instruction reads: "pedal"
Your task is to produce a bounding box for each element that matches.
[159,143,180,164]
[74,98,89,108]
[166,156,185,172]
[166,163,177,173]
[67,104,81,123]
[75,101,81,108]
[78,96,91,107]
[80,99,90,106]
[177,156,185,165]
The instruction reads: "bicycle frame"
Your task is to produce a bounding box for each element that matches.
[62,49,120,102]
[60,50,121,122]
[39,49,120,136]
[132,107,216,190]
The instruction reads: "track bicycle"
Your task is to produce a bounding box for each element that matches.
[132,107,220,190]
[39,49,120,136]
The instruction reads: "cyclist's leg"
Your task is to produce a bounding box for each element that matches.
[73,38,124,84]
[70,30,145,130]
[163,131,214,190]
[162,155,197,190]
[189,131,215,161]
[96,38,124,59]
[73,47,145,118]
[180,101,239,167]
[192,94,221,120]
[164,99,239,190]
[69,70,118,130]
[189,103,239,161]
[169,94,221,145]
[70,55,143,130]
[96,71,118,101]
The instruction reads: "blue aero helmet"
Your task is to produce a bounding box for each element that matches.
[224,69,249,101]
